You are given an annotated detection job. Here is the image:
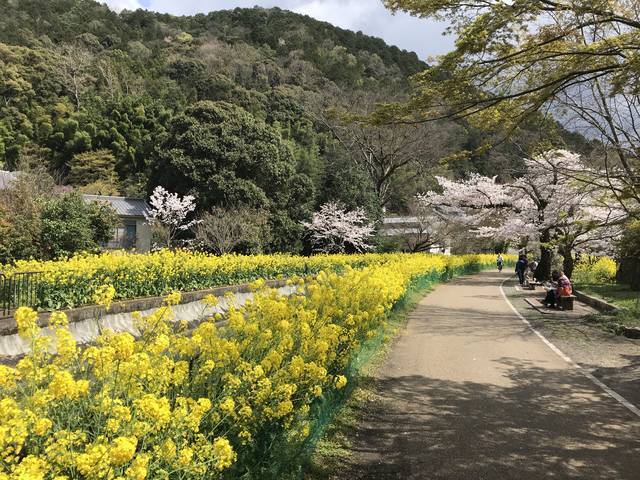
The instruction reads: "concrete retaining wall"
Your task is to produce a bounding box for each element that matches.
[0,279,287,336]
[0,280,294,358]
[573,290,620,313]
[574,289,640,340]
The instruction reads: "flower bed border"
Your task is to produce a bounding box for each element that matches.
[0,279,287,336]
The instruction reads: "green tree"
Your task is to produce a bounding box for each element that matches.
[150,101,314,251]
[317,143,381,219]
[0,174,43,263]
[39,192,118,259]
[617,221,640,290]
[385,0,640,215]
[68,149,118,187]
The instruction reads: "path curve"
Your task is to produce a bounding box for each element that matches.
[343,271,640,479]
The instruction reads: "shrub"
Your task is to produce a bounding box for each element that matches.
[40,192,118,260]
[572,257,618,285]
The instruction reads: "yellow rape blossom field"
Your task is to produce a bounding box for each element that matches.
[2,251,447,310]
[0,253,504,480]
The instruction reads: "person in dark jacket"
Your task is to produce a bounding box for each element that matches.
[515,255,528,285]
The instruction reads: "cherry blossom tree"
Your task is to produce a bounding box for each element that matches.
[145,186,199,248]
[418,150,626,278]
[302,202,375,254]
[401,198,462,253]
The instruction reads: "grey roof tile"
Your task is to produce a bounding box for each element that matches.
[83,195,150,218]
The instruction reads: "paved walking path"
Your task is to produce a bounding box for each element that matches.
[344,271,640,479]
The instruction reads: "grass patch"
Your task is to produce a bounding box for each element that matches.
[302,278,436,480]
[585,309,640,333]
[578,284,640,310]
[579,283,640,332]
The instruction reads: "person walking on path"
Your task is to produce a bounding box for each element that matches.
[515,255,528,285]
[496,254,504,272]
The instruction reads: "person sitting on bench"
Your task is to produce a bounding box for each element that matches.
[543,270,573,308]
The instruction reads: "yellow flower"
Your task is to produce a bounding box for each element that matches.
[238,405,252,418]
[54,328,77,365]
[274,400,294,418]
[133,394,171,429]
[110,436,138,466]
[203,294,218,307]
[212,437,236,471]
[33,418,53,436]
[93,284,116,310]
[0,251,506,477]
[125,453,149,480]
[164,291,181,306]
[0,365,19,390]
[334,375,348,390]
[178,446,193,466]
[76,443,109,478]
[158,439,176,461]
[14,307,39,339]
[49,311,68,327]
[110,333,135,361]
[238,430,252,444]
[11,455,48,480]
[219,397,235,416]
[48,371,89,400]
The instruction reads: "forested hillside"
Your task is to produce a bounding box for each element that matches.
[0,0,591,250]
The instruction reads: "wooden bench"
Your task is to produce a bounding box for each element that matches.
[558,295,576,311]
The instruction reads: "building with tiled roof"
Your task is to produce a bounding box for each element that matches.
[83,195,152,252]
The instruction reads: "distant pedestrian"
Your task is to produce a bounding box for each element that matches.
[515,255,528,285]
[496,254,504,272]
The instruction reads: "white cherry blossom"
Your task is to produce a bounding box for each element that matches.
[146,186,200,248]
[302,202,375,253]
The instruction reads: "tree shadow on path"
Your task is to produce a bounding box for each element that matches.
[342,357,640,480]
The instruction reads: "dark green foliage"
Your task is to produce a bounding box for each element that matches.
[0,192,42,263]
[39,192,118,259]
[151,101,314,251]
[0,1,422,230]
[0,0,594,254]
[0,171,118,263]
[68,149,117,186]
[318,144,381,220]
[617,221,640,290]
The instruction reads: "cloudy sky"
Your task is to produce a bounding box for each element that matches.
[104,0,454,60]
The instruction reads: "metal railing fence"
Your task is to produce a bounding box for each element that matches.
[0,271,44,316]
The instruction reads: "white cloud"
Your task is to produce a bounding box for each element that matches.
[291,0,453,58]
[103,0,143,12]
[292,0,376,31]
